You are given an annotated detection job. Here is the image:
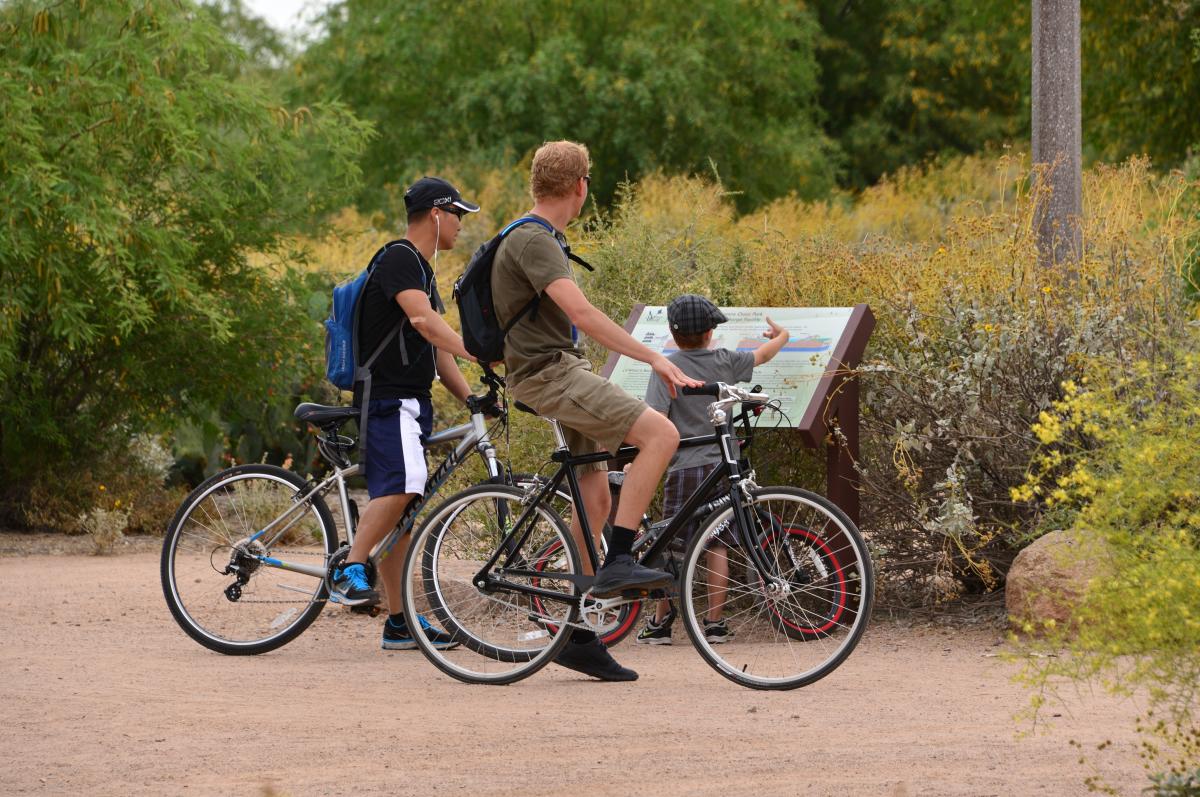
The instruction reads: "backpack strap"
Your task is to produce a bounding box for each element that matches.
[353,240,428,450]
[498,217,595,327]
[500,217,593,270]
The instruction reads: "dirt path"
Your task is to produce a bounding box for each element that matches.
[1,544,1148,796]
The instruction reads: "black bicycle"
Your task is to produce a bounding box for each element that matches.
[399,382,874,690]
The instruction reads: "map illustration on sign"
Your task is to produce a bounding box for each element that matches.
[602,306,858,429]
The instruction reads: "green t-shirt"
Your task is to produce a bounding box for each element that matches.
[491,215,583,386]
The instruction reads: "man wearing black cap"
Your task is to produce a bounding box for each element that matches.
[329,176,483,653]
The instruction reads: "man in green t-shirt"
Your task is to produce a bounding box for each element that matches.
[492,140,702,682]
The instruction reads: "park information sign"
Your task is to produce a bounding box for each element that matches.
[601,305,860,430]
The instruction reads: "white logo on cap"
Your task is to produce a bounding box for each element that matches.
[433,197,451,205]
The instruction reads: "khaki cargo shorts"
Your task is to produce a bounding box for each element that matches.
[510,352,648,472]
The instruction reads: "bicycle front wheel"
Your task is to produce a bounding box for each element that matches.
[679,486,873,690]
[161,464,337,655]
[402,484,580,685]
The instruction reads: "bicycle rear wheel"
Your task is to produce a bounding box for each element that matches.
[161,464,336,655]
[402,484,580,685]
[679,486,873,690]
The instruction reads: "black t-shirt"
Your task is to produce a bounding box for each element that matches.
[353,240,444,402]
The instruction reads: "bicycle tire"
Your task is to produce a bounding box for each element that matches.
[401,484,580,685]
[678,486,873,690]
[161,464,337,655]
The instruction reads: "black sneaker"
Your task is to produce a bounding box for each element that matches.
[382,615,461,651]
[554,638,638,681]
[590,554,672,598]
[703,618,734,644]
[635,607,676,645]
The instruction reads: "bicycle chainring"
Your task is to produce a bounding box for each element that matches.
[577,589,630,633]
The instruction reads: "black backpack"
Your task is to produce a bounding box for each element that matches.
[454,216,592,362]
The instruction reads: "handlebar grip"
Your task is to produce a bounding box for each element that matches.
[679,383,721,397]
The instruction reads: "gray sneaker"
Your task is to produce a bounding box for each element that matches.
[703,618,734,644]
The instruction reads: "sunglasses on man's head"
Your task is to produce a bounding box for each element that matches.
[439,206,466,219]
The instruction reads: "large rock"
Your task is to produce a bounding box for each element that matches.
[1005,529,1109,635]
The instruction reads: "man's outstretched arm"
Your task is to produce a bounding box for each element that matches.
[544,278,702,397]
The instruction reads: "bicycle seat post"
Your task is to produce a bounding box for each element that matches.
[548,418,569,452]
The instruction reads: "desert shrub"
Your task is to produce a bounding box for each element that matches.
[1013,350,1200,792]
[78,506,129,555]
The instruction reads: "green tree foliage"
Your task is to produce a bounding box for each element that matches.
[295,0,836,210]
[0,0,371,524]
[814,0,1027,189]
[1083,0,1200,166]
[197,0,293,78]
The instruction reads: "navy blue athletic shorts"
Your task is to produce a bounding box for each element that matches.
[363,397,433,499]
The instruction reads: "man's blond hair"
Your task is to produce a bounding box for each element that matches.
[530,140,590,200]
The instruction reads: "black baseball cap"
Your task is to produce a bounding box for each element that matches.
[403,176,480,214]
[667,294,728,335]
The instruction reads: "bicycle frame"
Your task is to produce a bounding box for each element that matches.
[237,408,504,581]
[473,393,783,609]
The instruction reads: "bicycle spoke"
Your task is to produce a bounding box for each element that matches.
[402,485,578,685]
[679,487,873,690]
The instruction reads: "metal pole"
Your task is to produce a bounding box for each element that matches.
[826,376,861,526]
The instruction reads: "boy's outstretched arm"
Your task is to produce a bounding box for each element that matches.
[753,316,790,366]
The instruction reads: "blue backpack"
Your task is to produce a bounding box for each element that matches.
[324,241,411,391]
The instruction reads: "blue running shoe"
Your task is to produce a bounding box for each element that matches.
[381,615,461,651]
[329,562,379,607]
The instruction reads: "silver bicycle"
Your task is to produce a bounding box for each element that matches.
[161,374,514,655]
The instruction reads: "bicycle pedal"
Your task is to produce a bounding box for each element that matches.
[620,588,651,598]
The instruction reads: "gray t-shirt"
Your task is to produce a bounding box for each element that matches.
[646,347,755,471]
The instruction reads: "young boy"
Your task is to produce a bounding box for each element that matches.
[636,294,789,645]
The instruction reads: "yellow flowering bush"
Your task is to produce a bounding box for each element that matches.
[1015,351,1200,790]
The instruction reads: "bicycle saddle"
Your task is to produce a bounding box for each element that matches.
[294,403,359,424]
